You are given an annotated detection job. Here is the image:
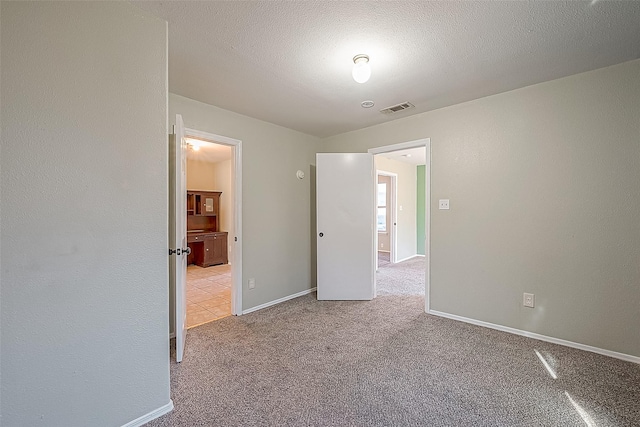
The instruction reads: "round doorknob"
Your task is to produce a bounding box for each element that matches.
[319,232,324,237]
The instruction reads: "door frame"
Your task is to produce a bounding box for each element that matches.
[368,138,431,313]
[184,127,243,316]
[375,170,398,268]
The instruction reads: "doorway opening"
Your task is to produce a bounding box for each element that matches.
[376,171,397,270]
[184,139,234,327]
[181,127,242,328]
[369,139,430,308]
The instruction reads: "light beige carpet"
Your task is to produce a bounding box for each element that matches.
[148,273,639,426]
[376,255,425,296]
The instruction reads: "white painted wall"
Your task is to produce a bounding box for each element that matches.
[0,2,170,426]
[170,94,320,311]
[186,158,232,238]
[376,157,418,262]
[186,158,217,190]
[322,60,640,358]
[212,159,234,237]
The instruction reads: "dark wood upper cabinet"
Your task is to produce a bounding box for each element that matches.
[187,193,195,215]
[201,194,219,216]
[186,190,228,267]
[187,191,221,232]
[188,191,221,218]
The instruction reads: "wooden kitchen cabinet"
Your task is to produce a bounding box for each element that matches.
[210,232,228,265]
[187,190,221,234]
[186,190,227,266]
[203,232,228,266]
[201,193,219,217]
[188,191,220,217]
[189,231,228,267]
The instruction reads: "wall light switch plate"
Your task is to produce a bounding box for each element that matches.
[248,278,255,290]
[439,199,450,210]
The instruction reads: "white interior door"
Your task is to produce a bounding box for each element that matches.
[170,114,187,362]
[317,153,375,300]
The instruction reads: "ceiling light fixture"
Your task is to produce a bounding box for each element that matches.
[361,100,375,108]
[352,54,371,83]
[186,138,203,151]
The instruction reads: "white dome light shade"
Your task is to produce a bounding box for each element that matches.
[352,54,371,83]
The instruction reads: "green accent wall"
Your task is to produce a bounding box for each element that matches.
[417,165,426,255]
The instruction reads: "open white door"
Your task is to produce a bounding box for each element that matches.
[169,114,187,362]
[317,153,375,300]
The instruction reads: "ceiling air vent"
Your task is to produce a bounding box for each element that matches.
[380,102,415,114]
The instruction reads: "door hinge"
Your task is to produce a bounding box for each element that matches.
[169,247,192,256]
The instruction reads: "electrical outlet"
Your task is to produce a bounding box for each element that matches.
[248,278,255,290]
[439,199,450,210]
[523,293,535,308]
[381,243,384,248]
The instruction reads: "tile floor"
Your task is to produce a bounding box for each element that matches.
[186,263,232,328]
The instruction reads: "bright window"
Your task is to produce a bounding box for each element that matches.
[377,182,387,232]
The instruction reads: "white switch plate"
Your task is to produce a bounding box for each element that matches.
[439,199,450,210]
[248,278,255,289]
[523,293,535,308]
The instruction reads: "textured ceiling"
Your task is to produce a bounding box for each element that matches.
[133,1,640,138]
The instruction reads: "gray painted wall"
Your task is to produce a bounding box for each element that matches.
[169,94,320,319]
[1,2,170,425]
[322,60,640,358]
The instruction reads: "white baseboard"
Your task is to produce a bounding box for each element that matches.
[428,309,640,365]
[415,254,425,257]
[121,400,174,427]
[395,254,421,263]
[242,287,317,315]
